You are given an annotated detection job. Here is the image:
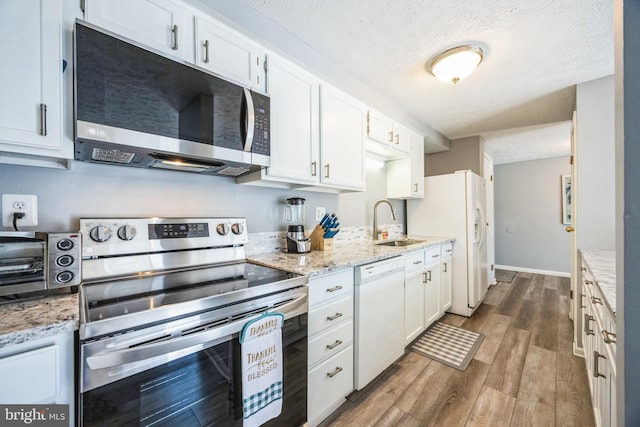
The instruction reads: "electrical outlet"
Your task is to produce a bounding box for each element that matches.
[2,194,38,227]
[315,206,326,221]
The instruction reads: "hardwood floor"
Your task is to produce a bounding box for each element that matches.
[320,272,595,427]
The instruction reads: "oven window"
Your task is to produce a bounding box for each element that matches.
[81,315,307,427]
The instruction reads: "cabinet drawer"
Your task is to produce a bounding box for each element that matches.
[308,345,354,423]
[441,242,453,258]
[308,320,353,367]
[424,246,441,263]
[309,295,353,336]
[404,251,424,272]
[309,269,354,307]
[0,345,58,403]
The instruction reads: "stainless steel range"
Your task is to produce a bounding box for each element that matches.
[77,217,308,427]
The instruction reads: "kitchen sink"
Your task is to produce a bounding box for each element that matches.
[374,239,426,247]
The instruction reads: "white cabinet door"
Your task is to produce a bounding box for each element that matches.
[405,269,425,345]
[195,16,265,91]
[424,261,441,328]
[264,54,319,183]
[319,85,366,190]
[367,109,393,145]
[0,0,63,156]
[387,132,425,199]
[392,122,412,155]
[440,256,453,313]
[85,0,194,62]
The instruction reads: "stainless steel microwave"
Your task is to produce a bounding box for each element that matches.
[73,21,270,177]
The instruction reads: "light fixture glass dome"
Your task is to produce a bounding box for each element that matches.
[429,45,484,84]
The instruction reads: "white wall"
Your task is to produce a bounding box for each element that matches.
[576,75,616,251]
[494,156,571,273]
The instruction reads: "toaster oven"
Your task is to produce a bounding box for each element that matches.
[0,232,81,297]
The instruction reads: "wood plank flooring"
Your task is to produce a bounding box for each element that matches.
[320,272,594,427]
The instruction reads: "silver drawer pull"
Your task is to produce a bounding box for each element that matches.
[602,329,617,344]
[432,254,439,258]
[584,313,594,336]
[326,312,343,321]
[584,280,593,285]
[580,293,586,308]
[326,366,343,378]
[442,262,448,273]
[413,260,422,265]
[203,40,210,63]
[39,103,47,136]
[326,340,343,350]
[326,285,343,293]
[171,25,178,50]
[591,296,602,305]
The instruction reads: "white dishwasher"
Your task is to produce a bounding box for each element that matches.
[354,256,406,390]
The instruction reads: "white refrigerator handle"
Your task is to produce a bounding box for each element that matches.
[476,206,486,248]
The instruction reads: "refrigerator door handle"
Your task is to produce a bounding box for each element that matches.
[476,206,486,248]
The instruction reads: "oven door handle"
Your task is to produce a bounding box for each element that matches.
[85,293,307,370]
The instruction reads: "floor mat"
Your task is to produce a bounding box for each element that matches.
[410,322,484,371]
[495,269,517,283]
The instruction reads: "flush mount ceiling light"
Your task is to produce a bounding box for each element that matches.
[429,45,484,84]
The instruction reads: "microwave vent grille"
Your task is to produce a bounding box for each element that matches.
[91,148,135,164]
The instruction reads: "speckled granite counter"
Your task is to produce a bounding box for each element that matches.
[581,249,616,318]
[0,293,79,349]
[247,235,454,276]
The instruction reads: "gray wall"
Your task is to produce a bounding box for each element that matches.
[576,75,616,251]
[425,136,482,176]
[0,160,402,235]
[494,156,571,273]
[616,1,640,424]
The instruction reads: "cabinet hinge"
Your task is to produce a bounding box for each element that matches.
[80,0,86,13]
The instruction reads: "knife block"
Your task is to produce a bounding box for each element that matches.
[310,225,333,251]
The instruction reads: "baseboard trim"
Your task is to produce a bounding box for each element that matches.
[495,264,570,278]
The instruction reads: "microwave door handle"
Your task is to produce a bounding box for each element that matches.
[85,293,307,370]
[243,88,255,152]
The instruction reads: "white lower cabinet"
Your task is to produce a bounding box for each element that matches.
[440,242,453,313]
[307,268,354,426]
[0,331,74,426]
[581,259,617,427]
[404,251,426,345]
[423,246,441,328]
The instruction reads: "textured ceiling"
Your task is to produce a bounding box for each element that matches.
[238,0,613,151]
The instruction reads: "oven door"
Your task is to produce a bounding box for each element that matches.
[79,288,307,426]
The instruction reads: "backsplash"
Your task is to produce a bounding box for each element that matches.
[245,223,403,255]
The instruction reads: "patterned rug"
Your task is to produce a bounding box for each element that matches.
[495,269,517,283]
[410,322,484,371]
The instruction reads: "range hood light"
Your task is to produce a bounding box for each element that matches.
[429,45,484,84]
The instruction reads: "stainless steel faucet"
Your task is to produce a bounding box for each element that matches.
[372,199,397,240]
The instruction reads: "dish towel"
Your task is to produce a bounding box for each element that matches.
[240,312,284,427]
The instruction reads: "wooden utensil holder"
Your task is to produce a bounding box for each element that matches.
[310,225,334,251]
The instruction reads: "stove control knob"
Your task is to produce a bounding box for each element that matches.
[231,223,244,235]
[90,226,112,242]
[216,223,230,236]
[117,225,137,241]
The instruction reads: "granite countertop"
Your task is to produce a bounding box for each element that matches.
[0,292,79,349]
[0,235,453,350]
[247,235,454,276]
[581,249,616,318]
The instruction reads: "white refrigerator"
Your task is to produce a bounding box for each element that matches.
[407,170,488,317]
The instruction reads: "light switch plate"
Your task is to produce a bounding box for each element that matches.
[2,194,38,227]
[315,206,326,221]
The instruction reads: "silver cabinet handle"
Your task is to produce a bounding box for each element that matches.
[311,161,317,177]
[602,329,617,344]
[591,296,602,305]
[427,270,432,282]
[326,340,343,350]
[395,134,400,145]
[422,272,427,283]
[326,312,343,321]
[593,351,606,379]
[584,313,594,336]
[324,163,330,178]
[171,25,178,50]
[203,40,210,63]
[388,131,393,143]
[580,293,586,308]
[414,183,418,192]
[443,262,448,273]
[326,366,343,378]
[326,285,343,293]
[584,280,593,285]
[413,260,422,265]
[39,103,47,136]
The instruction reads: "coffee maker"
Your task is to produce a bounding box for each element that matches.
[284,197,311,253]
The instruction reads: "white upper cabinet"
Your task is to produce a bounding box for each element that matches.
[365,109,411,159]
[387,129,425,199]
[319,85,366,191]
[263,54,320,184]
[195,16,265,91]
[85,0,195,62]
[0,0,64,158]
